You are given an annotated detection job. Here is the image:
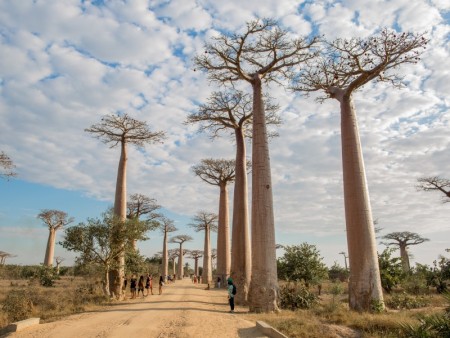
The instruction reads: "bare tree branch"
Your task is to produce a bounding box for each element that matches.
[416,176,450,203]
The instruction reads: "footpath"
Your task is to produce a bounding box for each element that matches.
[5,278,270,338]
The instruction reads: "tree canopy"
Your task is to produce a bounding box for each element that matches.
[85,113,165,147]
[277,243,328,286]
[416,177,450,203]
[0,151,16,179]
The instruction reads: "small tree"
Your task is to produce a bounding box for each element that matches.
[416,177,450,203]
[381,231,429,272]
[328,261,349,282]
[189,211,218,286]
[169,235,192,280]
[54,256,65,275]
[37,209,74,267]
[0,151,16,179]
[126,193,162,249]
[293,29,428,311]
[60,211,150,296]
[378,247,404,293]
[277,243,328,287]
[0,251,16,266]
[85,113,165,297]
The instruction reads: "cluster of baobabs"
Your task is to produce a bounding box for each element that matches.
[1,18,447,313]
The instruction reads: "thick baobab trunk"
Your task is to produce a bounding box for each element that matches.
[177,244,183,279]
[194,257,199,277]
[399,243,410,272]
[231,127,252,303]
[337,90,384,311]
[248,74,279,313]
[216,182,231,288]
[172,258,176,275]
[202,225,212,285]
[163,231,168,281]
[110,140,127,298]
[43,229,56,266]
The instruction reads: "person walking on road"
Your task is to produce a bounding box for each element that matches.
[159,275,164,295]
[227,277,235,313]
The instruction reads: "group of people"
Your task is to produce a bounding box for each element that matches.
[123,274,165,299]
[123,273,237,313]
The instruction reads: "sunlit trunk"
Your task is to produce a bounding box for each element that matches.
[337,90,384,311]
[399,244,410,272]
[231,126,252,303]
[162,230,168,280]
[202,224,212,285]
[216,182,230,288]
[110,140,127,299]
[248,74,279,312]
[194,257,199,276]
[177,243,183,279]
[43,229,56,266]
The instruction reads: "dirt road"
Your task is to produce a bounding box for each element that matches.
[6,278,268,338]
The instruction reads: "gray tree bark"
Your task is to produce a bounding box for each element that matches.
[162,230,168,280]
[110,141,127,298]
[202,224,213,285]
[216,182,230,288]
[177,244,183,279]
[247,74,279,312]
[231,127,252,303]
[399,244,410,272]
[334,88,384,311]
[43,229,56,266]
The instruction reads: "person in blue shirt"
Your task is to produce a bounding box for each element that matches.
[227,277,235,313]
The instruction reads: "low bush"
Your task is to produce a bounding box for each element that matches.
[2,289,34,322]
[279,282,318,310]
[387,292,430,310]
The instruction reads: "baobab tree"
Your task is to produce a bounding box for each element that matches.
[187,90,279,302]
[293,29,428,311]
[339,251,348,270]
[85,113,165,297]
[127,193,162,249]
[167,248,179,276]
[192,158,236,289]
[0,151,16,179]
[194,18,318,312]
[0,251,16,265]
[189,211,218,286]
[157,217,177,281]
[37,209,73,267]
[381,231,429,272]
[55,256,65,274]
[188,250,203,277]
[169,235,192,280]
[416,177,450,203]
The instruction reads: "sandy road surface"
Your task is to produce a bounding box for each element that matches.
[5,278,268,338]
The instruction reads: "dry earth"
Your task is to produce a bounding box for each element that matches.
[4,278,269,338]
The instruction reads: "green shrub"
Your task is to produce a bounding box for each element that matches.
[2,289,34,322]
[402,274,429,295]
[387,292,429,310]
[36,265,59,287]
[279,282,318,310]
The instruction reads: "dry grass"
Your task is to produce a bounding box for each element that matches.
[0,276,109,330]
[244,286,448,338]
[1,276,447,337]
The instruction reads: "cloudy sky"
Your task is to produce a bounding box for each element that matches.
[0,0,448,269]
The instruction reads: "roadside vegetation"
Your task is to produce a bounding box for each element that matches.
[1,245,448,337]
